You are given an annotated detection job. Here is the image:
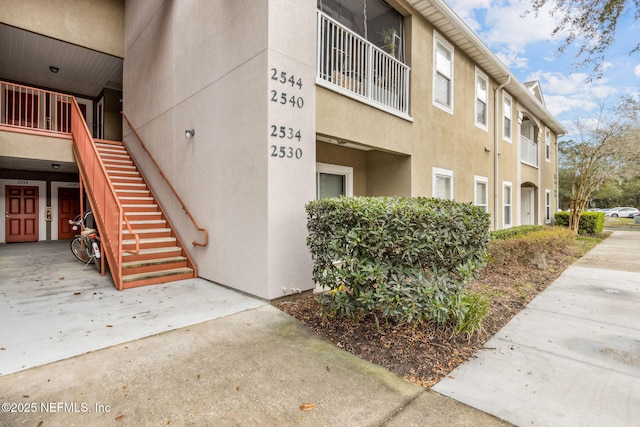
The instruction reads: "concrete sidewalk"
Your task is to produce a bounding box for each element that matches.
[2,231,638,425]
[0,241,506,426]
[434,231,640,426]
[0,305,507,426]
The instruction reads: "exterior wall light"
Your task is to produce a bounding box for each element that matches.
[49,66,59,73]
[185,129,195,138]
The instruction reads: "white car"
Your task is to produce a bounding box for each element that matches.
[605,207,640,218]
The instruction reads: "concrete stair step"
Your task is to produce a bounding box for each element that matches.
[121,267,195,287]
[121,256,189,275]
[123,227,171,234]
[107,169,139,175]
[122,204,159,212]
[119,196,155,204]
[123,219,167,226]
[122,256,187,269]
[102,157,133,164]
[122,236,177,250]
[121,247,183,262]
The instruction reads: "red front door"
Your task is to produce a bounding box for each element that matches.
[58,188,79,239]
[5,186,39,242]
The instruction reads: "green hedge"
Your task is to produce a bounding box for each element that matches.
[555,211,604,235]
[490,225,543,240]
[306,197,490,325]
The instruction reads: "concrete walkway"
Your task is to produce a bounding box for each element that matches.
[434,231,640,426]
[0,241,265,376]
[0,241,506,426]
[1,232,638,425]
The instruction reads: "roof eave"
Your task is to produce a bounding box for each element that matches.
[405,0,566,135]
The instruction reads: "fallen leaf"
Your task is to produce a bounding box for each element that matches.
[115,414,126,421]
[74,292,81,295]
[106,325,113,328]
[236,386,240,391]
[59,277,64,280]
[0,348,6,350]
[37,421,44,427]
[23,394,29,398]
[197,374,201,379]
[299,403,316,411]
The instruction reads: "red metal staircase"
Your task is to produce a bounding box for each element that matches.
[70,99,200,290]
[96,140,197,288]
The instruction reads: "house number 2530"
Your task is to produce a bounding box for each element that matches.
[270,145,302,159]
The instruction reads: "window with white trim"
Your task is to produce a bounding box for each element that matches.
[474,175,488,212]
[503,181,512,228]
[475,69,488,130]
[545,129,551,162]
[503,93,512,142]
[316,163,353,199]
[433,33,454,113]
[545,189,552,223]
[433,167,453,200]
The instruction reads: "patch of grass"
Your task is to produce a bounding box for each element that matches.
[574,232,609,256]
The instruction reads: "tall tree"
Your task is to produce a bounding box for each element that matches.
[561,98,640,232]
[527,0,640,75]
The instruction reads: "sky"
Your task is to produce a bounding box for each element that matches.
[446,0,640,138]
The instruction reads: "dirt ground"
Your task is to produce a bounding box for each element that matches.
[276,236,601,388]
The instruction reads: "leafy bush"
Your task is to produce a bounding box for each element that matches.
[491,225,543,240]
[306,197,490,327]
[489,226,576,267]
[555,211,604,235]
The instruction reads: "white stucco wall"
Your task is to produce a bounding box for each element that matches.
[123,0,316,299]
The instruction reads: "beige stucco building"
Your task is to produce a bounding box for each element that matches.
[0,0,564,299]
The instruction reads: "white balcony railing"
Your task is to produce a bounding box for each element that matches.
[317,11,410,116]
[521,135,538,167]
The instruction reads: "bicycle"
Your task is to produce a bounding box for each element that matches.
[69,211,101,272]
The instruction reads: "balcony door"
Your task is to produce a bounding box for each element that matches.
[5,186,39,242]
[56,100,87,133]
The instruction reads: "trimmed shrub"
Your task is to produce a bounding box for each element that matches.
[489,226,576,268]
[491,225,543,240]
[306,197,490,325]
[555,211,604,235]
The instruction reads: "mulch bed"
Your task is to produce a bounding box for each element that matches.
[276,246,585,388]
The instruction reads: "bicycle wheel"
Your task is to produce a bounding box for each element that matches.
[70,237,91,263]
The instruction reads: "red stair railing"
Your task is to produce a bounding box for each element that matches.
[121,112,208,248]
[70,99,140,290]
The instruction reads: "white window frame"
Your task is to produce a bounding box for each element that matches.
[432,167,454,200]
[316,163,353,199]
[545,129,551,162]
[503,93,512,143]
[433,32,454,114]
[503,181,512,228]
[475,68,489,131]
[545,189,552,224]
[474,175,489,212]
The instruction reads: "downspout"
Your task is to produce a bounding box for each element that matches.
[493,76,510,230]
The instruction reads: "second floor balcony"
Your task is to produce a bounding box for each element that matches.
[317,11,410,118]
[521,134,538,167]
[1,81,75,135]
